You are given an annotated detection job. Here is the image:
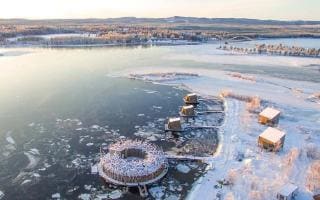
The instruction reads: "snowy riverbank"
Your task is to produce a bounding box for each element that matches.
[121,67,320,199]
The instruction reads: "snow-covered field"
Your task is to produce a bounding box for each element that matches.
[117,51,320,199]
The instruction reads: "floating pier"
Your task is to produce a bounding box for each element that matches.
[165,153,212,164]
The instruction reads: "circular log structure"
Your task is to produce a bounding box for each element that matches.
[98,140,168,186]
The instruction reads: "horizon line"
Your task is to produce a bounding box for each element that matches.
[1,16,320,22]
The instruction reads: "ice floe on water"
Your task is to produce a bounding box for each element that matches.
[29,148,40,155]
[78,193,90,200]
[0,191,4,199]
[149,186,165,199]
[86,143,94,147]
[176,164,191,174]
[143,89,159,94]
[56,118,83,130]
[28,122,35,127]
[77,190,123,200]
[51,193,61,199]
[152,105,163,110]
[109,190,122,199]
[21,179,32,185]
[165,194,179,200]
[84,184,92,191]
[134,123,164,142]
[130,72,199,83]
[24,151,40,169]
[5,132,16,145]
[95,193,108,200]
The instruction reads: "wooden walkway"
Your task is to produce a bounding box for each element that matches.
[197,110,224,115]
[165,154,212,163]
[188,125,219,129]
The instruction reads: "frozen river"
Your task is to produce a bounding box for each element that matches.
[0,38,319,199]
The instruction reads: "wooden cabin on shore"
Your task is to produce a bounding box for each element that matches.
[259,107,281,125]
[258,127,285,151]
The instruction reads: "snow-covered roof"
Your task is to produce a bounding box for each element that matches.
[259,107,280,119]
[183,105,194,110]
[102,140,167,178]
[187,93,197,97]
[278,183,298,197]
[259,127,285,144]
[169,117,181,122]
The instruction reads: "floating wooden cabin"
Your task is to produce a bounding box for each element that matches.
[180,105,195,117]
[98,140,168,197]
[276,183,298,200]
[259,107,281,125]
[165,117,182,132]
[183,93,198,104]
[258,127,285,151]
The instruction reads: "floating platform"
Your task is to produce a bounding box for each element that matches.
[197,110,224,115]
[99,140,168,187]
[165,124,184,132]
[179,112,197,118]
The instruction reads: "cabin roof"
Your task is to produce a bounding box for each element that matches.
[183,105,194,109]
[259,127,285,144]
[169,117,181,122]
[186,93,197,97]
[278,183,298,196]
[260,107,280,119]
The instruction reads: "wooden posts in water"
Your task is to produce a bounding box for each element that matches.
[138,185,148,198]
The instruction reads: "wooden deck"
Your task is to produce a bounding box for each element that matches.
[165,153,212,163]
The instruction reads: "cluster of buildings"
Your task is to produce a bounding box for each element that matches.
[165,93,198,132]
[257,107,303,200]
[97,92,312,199]
[219,43,320,58]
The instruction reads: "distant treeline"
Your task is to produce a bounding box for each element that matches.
[219,43,320,58]
[1,17,320,26]
[1,17,320,46]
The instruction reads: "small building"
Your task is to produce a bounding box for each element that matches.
[184,93,198,104]
[165,117,182,132]
[259,107,281,125]
[314,194,320,200]
[276,183,298,200]
[180,105,195,117]
[258,127,285,151]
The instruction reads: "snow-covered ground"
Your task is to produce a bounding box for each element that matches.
[118,60,320,199]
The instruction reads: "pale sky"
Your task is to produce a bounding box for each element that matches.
[0,0,319,20]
